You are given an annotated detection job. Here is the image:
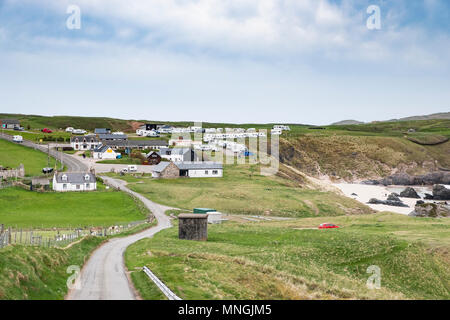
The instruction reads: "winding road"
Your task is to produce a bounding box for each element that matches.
[1,132,173,299]
[67,177,173,300]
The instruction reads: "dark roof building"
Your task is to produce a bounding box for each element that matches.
[1,119,20,129]
[174,162,223,170]
[98,134,128,141]
[94,128,111,134]
[54,172,96,184]
[105,139,168,149]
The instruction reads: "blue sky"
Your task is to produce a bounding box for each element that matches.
[0,0,449,125]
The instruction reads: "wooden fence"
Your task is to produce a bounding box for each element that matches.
[0,219,151,250]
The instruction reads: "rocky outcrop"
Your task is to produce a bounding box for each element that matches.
[399,187,420,199]
[431,185,450,200]
[387,193,401,201]
[409,203,450,218]
[362,171,450,186]
[368,198,409,207]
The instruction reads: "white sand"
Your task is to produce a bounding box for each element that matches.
[333,183,450,215]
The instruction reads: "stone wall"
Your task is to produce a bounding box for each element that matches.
[161,162,180,178]
[0,164,25,180]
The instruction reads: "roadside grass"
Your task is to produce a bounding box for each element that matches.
[0,218,157,300]
[0,187,150,228]
[105,164,372,217]
[126,212,450,300]
[0,139,61,176]
[0,236,105,300]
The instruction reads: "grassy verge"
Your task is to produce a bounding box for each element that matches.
[0,139,62,176]
[125,212,450,300]
[0,186,150,228]
[105,164,372,217]
[0,236,105,299]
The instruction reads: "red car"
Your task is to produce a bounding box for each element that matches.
[318,223,339,229]
[42,128,53,133]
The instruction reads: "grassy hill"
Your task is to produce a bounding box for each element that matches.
[106,164,373,217]
[0,139,62,176]
[126,212,450,300]
[0,114,137,132]
[281,119,450,181]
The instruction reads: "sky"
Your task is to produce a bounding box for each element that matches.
[0,0,449,125]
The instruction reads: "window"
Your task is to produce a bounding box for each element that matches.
[213,170,218,175]
[85,174,90,181]
[86,183,90,189]
[62,174,67,181]
[76,184,80,190]
[205,170,209,175]
[63,184,67,190]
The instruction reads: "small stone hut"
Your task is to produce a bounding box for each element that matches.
[178,213,208,241]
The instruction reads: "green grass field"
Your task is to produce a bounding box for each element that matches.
[0,139,61,176]
[105,164,372,217]
[0,186,150,228]
[126,212,450,300]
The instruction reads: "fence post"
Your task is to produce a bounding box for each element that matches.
[8,227,11,244]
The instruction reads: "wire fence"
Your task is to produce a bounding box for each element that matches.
[0,219,151,250]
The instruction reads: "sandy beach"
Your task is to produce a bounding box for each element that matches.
[334,183,450,215]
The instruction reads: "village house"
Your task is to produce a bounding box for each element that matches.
[52,172,97,192]
[98,133,128,142]
[92,145,120,160]
[1,119,20,129]
[70,135,101,151]
[94,128,111,134]
[146,151,162,165]
[158,148,200,162]
[105,139,168,150]
[176,162,223,178]
[151,161,223,178]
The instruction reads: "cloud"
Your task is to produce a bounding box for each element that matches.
[0,0,449,124]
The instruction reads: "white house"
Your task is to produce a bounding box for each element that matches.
[70,135,101,151]
[158,148,200,162]
[175,162,223,178]
[93,145,120,159]
[151,161,223,178]
[52,172,97,192]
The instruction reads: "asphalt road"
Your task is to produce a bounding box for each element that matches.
[66,176,173,300]
[0,132,87,172]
